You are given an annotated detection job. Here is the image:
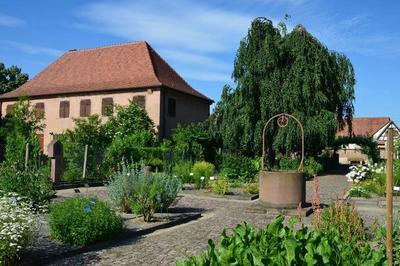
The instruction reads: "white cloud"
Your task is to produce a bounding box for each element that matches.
[75,0,257,83]
[76,1,253,53]
[0,13,25,27]
[2,41,63,57]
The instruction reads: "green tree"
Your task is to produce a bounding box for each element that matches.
[209,17,355,165]
[59,115,110,180]
[170,123,216,163]
[0,63,29,94]
[0,99,44,167]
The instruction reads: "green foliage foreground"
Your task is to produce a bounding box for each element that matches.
[177,216,386,266]
[49,197,123,246]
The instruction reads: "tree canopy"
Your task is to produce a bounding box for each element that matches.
[0,63,28,94]
[208,17,355,164]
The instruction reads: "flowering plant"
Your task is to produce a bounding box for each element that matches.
[0,192,37,265]
[346,164,371,183]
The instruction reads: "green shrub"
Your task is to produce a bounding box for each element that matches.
[348,186,372,198]
[107,163,137,212]
[107,163,181,219]
[221,154,257,182]
[317,200,365,243]
[376,211,400,264]
[0,193,37,265]
[304,157,323,178]
[211,176,230,195]
[192,161,215,189]
[128,172,181,221]
[394,160,400,186]
[242,182,259,194]
[59,115,110,180]
[278,156,300,171]
[177,216,386,265]
[0,162,54,209]
[49,197,123,246]
[172,161,193,183]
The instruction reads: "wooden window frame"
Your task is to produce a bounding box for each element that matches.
[132,95,146,108]
[80,99,91,117]
[5,104,14,115]
[59,101,70,118]
[102,97,114,116]
[167,98,176,117]
[35,102,45,116]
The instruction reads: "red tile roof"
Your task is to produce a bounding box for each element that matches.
[0,41,213,103]
[336,117,391,137]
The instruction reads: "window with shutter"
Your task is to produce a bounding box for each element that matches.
[59,101,70,118]
[167,98,176,117]
[35,103,45,116]
[102,98,114,116]
[6,104,14,114]
[80,99,91,117]
[132,95,146,108]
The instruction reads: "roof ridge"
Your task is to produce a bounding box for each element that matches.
[146,44,212,101]
[143,42,163,86]
[352,116,390,119]
[66,41,148,53]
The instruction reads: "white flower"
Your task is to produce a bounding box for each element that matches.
[210,176,215,181]
[189,173,194,176]
[200,176,205,181]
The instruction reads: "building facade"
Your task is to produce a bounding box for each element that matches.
[0,42,213,152]
[336,117,399,164]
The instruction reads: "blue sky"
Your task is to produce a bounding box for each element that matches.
[1,1,399,123]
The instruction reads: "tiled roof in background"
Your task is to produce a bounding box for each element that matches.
[336,117,391,137]
[0,41,213,103]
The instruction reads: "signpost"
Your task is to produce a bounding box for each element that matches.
[386,128,393,266]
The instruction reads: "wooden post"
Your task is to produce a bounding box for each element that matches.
[82,144,88,179]
[24,143,30,169]
[386,128,393,266]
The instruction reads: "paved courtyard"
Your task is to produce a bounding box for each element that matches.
[47,173,350,266]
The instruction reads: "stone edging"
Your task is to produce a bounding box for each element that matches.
[24,212,201,265]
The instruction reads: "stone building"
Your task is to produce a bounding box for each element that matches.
[0,42,213,152]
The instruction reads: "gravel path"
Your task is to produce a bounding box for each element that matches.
[45,173,350,266]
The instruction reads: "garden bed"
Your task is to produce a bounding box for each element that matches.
[22,209,201,265]
[181,186,258,201]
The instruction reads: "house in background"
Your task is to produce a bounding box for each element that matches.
[336,117,399,164]
[0,41,213,152]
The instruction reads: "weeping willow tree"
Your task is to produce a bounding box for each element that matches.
[209,17,355,164]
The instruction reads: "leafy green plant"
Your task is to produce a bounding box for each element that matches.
[172,161,193,184]
[49,197,123,246]
[210,176,230,195]
[171,123,216,163]
[375,211,400,265]
[59,115,110,180]
[106,163,137,212]
[316,199,365,243]
[242,182,259,194]
[221,154,257,182]
[0,162,54,209]
[128,172,181,221]
[348,186,372,198]
[177,216,386,265]
[108,162,181,220]
[278,156,300,171]
[192,161,215,189]
[304,157,323,178]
